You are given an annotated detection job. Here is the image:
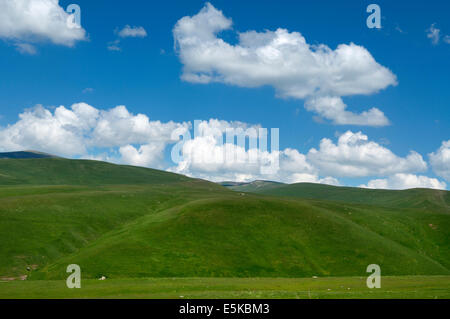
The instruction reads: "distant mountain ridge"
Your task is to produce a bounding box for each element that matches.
[219,180,285,192]
[0,151,56,159]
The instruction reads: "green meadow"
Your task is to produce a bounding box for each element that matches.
[1,276,449,299]
[0,157,449,298]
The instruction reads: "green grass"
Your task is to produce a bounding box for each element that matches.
[253,182,450,211]
[0,182,227,278]
[0,158,195,185]
[33,194,450,279]
[1,276,449,299]
[0,157,449,298]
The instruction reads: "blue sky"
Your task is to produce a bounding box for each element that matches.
[0,0,449,189]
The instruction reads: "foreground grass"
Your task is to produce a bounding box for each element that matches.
[0,276,449,299]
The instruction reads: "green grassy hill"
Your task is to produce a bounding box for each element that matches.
[0,158,449,283]
[0,158,192,186]
[36,194,450,279]
[249,182,450,212]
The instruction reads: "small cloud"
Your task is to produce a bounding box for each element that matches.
[160,48,166,55]
[444,35,450,44]
[15,43,37,55]
[108,25,147,51]
[426,23,440,45]
[117,25,147,38]
[107,39,121,51]
[82,88,94,94]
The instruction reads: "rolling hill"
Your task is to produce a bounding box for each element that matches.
[246,182,450,212]
[0,157,194,186]
[0,157,449,283]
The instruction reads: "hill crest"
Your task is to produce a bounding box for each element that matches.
[0,151,57,159]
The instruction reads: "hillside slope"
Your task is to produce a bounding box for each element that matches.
[0,158,195,186]
[0,158,448,280]
[250,182,450,212]
[36,194,450,279]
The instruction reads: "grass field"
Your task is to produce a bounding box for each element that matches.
[0,156,449,298]
[1,276,449,299]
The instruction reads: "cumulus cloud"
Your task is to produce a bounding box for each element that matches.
[0,103,188,167]
[305,96,389,126]
[168,119,338,184]
[0,104,444,189]
[429,140,450,182]
[169,121,427,185]
[360,174,446,190]
[0,105,87,156]
[173,3,397,126]
[171,128,428,184]
[119,143,165,168]
[169,119,268,179]
[307,131,427,178]
[0,0,86,49]
[426,23,441,45]
[117,25,147,38]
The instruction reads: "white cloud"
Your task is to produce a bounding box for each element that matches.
[107,39,121,51]
[361,174,446,190]
[0,0,86,48]
[168,119,338,184]
[0,105,443,190]
[119,143,165,168]
[14,42,36,55]
[426,23,440,45]
[108,25,147,51]
[429,140,450,182]
[173,3,397,126]
[289,173,339,186]
[170,128,431,185]
[305,96,389,126]
[444,35,450,44]
[81,152,118,163]
[0,105,87,156]
[307,131,427,178]
[0,103,188,167]
[168,119,267,180]
[88,105,186,147]
[170,143,337,184]
[117,25,147,38]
